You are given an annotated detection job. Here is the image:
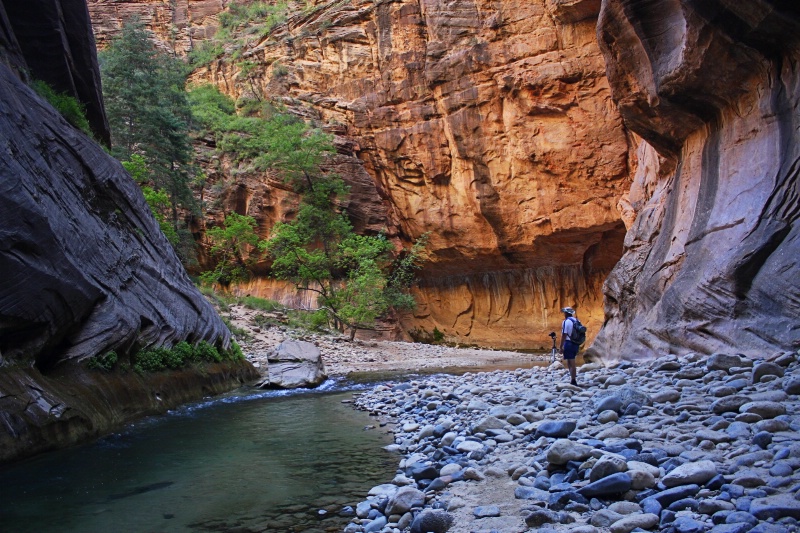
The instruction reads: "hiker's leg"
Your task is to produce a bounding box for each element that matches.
[568,359,577,383]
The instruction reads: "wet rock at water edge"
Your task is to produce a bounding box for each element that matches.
[385,486,425,515]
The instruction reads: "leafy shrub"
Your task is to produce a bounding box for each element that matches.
[196,340,223,363]
[187,40,223,68]
[133,339,243,372]
[409,326,445,345]
[272,62,288,77]
[191,2,288,70]
[224,1,287,33]
[239,296,283,312]
[31,80,93,136]
[173,341,197,363]
[88,351,118,372]
[229,341,245,361]
[163,348,185,369]
[287,309,330,332]
[134,348,168,372]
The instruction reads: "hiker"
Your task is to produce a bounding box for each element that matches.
[560,306,580,386]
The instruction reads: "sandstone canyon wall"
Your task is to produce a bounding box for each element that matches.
[89,0,635,350]
[586,0,800,362]
[0,0,257,463]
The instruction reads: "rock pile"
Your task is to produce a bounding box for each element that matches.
[345,351,800,532]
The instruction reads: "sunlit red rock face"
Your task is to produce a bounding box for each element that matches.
[88,0,634,349]
[587,0,800,362]
[89,0,227,54]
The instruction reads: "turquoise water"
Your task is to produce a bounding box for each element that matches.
[0,382,396,533]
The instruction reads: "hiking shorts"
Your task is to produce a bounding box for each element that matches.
[563,340,579,360]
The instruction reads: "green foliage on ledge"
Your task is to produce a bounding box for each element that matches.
[31,80,93,137]
[187,84,334,176]
[188,1,289,68]
[132,340,244,373]
[87,351,119,372]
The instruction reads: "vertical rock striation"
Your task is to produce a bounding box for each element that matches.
[588,0,800,362]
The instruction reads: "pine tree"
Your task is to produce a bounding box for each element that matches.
[100,21,196,260]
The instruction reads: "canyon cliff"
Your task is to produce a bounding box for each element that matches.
[89,0,634,350]
[587,0,800,362]
[87,0,799,359]
[0,0,257,463]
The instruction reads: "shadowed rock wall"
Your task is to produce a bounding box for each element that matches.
[587,0,800,362]
[0,64,231,369]
[0,1,258,463]
[2,0,110,144]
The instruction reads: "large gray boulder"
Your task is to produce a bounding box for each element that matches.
[661,460,718,488]
[592,386,653,414]
[385,486,425,516]
[265,340,327,388]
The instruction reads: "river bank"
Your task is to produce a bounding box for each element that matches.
[345,352,800,533]
[231,307,800,533]
[228,304,558,376]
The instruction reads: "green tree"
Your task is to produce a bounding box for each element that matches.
[187,84,334,183]
[267,178,427,340]
[122,154,179,245]
[188,87,425,334]
[100,21,197,261]
[200,213,266,287]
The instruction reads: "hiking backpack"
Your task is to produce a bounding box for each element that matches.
[569,317,587,345]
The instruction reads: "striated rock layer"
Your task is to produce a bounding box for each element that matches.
[89,0,233,55]
[89,0,635,349]
[0,0,258,463]
[0,64,230,369]
[587,0,800,362]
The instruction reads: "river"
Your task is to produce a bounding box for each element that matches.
[0,380,395,533]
